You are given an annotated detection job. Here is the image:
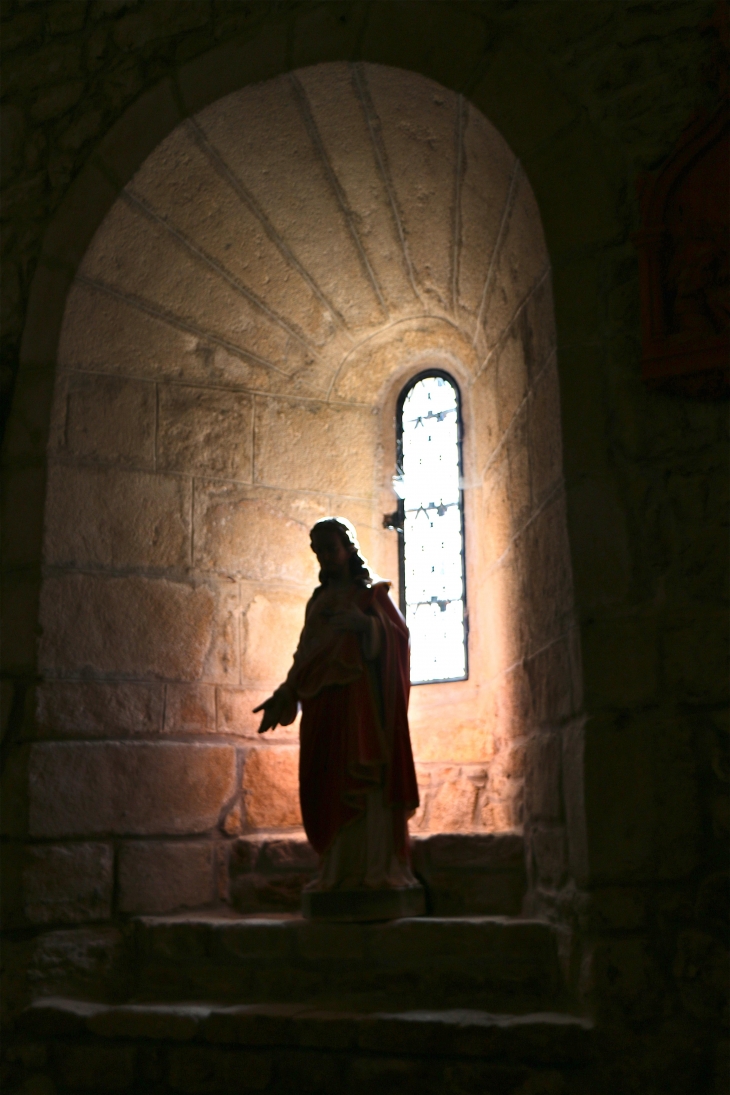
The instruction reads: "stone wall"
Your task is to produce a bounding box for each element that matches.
[2,4,727,1093]
[22,59,573,883]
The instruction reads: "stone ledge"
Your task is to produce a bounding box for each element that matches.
[412,831,524,871]
[127,913,564,1014]
[16,997,593,1064]
[226,831,526,916]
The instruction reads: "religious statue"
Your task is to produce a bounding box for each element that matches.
[254,517,425,919]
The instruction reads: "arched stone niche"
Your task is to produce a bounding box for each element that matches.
[37,63,575,860]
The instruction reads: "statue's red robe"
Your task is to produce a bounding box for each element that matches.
[283,581,419,861]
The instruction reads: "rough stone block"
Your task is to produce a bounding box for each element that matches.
[276,1048,343,1092]
[253,397,376,496]
[25,927,124,1010]
[524,731,562,822]
[528,359,563,510]
[117,841,215,914]
[583,715,662,883]
[524,633,575,725]
[58,279,243,387]
[412,832,524,872]
[198,78,383,332]
[480,452,512,566]
[228,837,259,874]
[157,384,253,480]
[126,126,335,370]
[165,683,216,735]
[56,1043,136,1091]
[228,835,317,912]
[411,833,526,916]
[588,886,647,932]
[242,590,306,687]
[168,1045,273,1091]
[242,747,302,829]
[483,176,549,353]
[521,269,557,382]
[363,66,456,311]
[294,63,413,313]
[505,413,532,534]
[663,612,729,705]
[44,464,192,569]
[56,372,156,469]
[256,837,318,873]
[29,741,237,837]
[96,191,308,379]
[561,718,588,885]
[217,688,287,739]
[23,842,112,924]
[426,869,525,917]
[479,801,519,832]
[408,678,494,767]
[425,769,480,832]
[38,573,217,680]
[35,680,164,739]
[222,803,244,836]
[493,324,529,438]
[518,491,575,653]
[296,922,365,962]
[213,919,293,961]
[193,481,323,583]
[230,871,312,914]
[529,824,568,889]
[458,115,517,321]
[293,1009,358,1049]
[567,477,630,609]
[582,615,659,708]
[17,998,104,1039]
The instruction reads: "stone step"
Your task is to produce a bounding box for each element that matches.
[129,914,566,1015]
[8,997,596,1095]
[229,831,527,918]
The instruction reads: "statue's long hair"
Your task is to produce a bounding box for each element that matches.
[310,517,373,589]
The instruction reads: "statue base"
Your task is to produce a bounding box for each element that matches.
[302,884,426,922]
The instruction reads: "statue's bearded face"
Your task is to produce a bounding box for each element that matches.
[310,526,352,578]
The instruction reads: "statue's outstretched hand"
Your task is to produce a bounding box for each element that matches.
[253,685,297,733]
[253,693,285,734]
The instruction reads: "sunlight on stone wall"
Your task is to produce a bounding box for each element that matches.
[34,63,574,912]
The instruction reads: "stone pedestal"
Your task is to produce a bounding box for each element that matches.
[302,884,426,922]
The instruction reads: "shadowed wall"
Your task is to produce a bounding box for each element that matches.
[1,5,726,1093]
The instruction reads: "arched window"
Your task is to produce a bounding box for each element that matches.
[394,372,468,684]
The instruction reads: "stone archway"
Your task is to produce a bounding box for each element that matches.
[33,62,577,913]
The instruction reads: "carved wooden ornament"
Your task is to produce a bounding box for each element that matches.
[635,103,729,398]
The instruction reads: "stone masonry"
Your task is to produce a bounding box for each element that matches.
[1,5,727,1094]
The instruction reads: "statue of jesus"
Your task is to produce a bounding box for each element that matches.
[254,517,423,917]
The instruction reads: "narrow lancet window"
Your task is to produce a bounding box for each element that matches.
[395,372,467,684]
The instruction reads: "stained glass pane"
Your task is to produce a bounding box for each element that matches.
[400,375,467,683]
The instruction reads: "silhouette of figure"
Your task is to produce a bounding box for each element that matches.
[254,518,420,895]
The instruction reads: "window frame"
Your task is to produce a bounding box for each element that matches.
[395,368,469,685]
